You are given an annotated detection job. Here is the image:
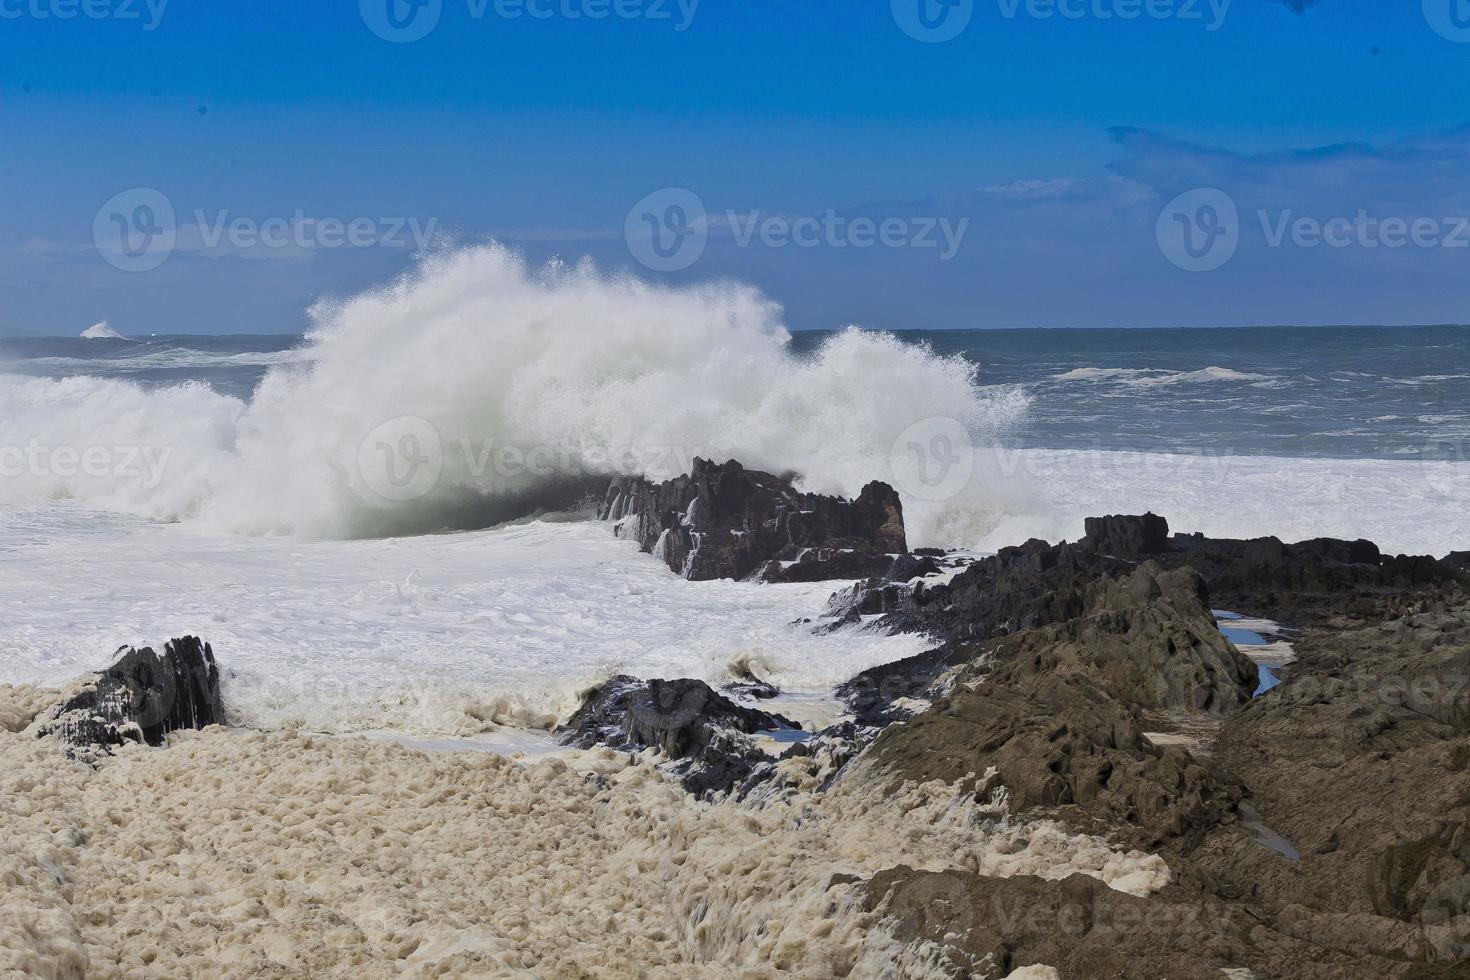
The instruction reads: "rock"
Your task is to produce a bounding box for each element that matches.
[834,553,1257,847]
[861,661,1244,849]
[838,545,1255,724]
[33,637,224,754]
[863,868,1261,979]
[821,577,915,622]
[1196,599,1470,958]
[827,512,1470,976]
[1168,530,1459,623]
[867,536,1135,646]
[556,675,797,797]
[1080,512,1172,558]
[601,458,906,581]
[755,549,900,584]
[723,680,780,700]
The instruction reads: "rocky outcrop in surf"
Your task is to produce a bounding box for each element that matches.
[556,675,798,797]
[32,637,224,755]
[600,457,906,581]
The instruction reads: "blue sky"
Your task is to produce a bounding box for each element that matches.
[3,0,1470,333]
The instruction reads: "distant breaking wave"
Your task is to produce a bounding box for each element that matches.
[1053,366,1272,386]
[21,347,312,372]
[80,321,129,341]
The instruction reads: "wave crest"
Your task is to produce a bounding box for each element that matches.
[1,246,1029,547]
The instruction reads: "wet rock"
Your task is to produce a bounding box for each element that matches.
[1168,530,1460,623]
[556,675,797,797]
[734,720,879,804]
[723,680,780,700]
[754,549,896,584]
[1195,600,1470,959]
[840,557,1255,726]
[829,512,1470,975]
[33,637,224,754]
[820,577,915,624]
[862,660,1244,848]
[860,866,1421,980]
[1080,512,1171,558]
[873,537,1136,646]
[601,458,906,581]
[863,868,1253,979]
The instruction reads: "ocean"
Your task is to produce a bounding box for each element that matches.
[7,323,1466,460]
[1,248,1467,739]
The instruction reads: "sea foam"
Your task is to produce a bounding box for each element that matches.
[0,245,1027,548]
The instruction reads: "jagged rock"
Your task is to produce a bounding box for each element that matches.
[1168,530,1460,622]
[756,549,944,585]
[723,680,780,700]
[1188,600,1470,960]
[821,577,915,621]
[859,616,1248,847]
[601,458,906,581]
[835,556,1256,847]
[1080,512,1171,558]
[840,540,1252,725]
[556,675,797,797]
[858,866,1415,980]
[734,720,880,805]
[33,637,224,754]
[756,549,899,584]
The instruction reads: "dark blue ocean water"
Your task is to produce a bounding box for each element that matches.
[797,325,1470,461]
[2,325,1467,460]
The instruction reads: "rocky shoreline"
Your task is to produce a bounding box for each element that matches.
[7,459,1470,977]
[582,461,1470,975]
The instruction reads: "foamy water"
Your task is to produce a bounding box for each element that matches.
[0,509,934,735]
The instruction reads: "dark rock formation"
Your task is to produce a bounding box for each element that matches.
[756,549,906,584]
[854,536,1136,646]
[601,458,906,581]
[862,866,1403,979]
[1080,511,1171,558]
[556,675,797,797]
[863,661,1244,848]
[34,637,224,754]
[836,515,1470,976]
[1168,528,1462,623]
[723,680,780,700]
[857,564,1252,848]
[1191,599,1470,963]
[837,532,1255,724]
